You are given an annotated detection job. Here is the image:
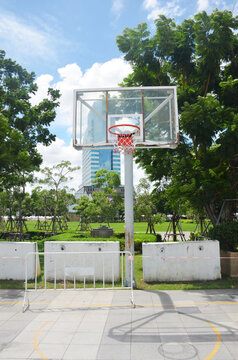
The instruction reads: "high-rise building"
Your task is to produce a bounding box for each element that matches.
[76,98,121,198]
[82,149,121,186]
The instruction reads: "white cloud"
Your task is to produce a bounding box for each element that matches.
[32,58,132,127]
[0,11,58,62]
[143,0,185,20]
[197,0,230,13]
[111,0,124,21]
[30,74,54,106]
[234,2,238,15]
[197,0,209,12]
[143,0,159,10]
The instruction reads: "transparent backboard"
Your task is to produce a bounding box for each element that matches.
[73,87,179,149]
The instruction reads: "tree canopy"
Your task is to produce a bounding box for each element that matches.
[0,50,60,190]
[117,9,238,225]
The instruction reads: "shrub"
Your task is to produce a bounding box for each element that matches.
[208,221,238,251]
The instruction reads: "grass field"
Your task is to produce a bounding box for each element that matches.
[26,220,202,233]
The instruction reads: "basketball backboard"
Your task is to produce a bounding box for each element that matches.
[73,86,179,150]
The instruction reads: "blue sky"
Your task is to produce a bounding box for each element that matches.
[0,0,237,187]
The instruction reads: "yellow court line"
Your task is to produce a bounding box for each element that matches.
[204,321,221,360]
[33,321,50,360]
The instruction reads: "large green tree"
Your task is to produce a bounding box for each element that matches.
[0,50,60,190]
[117,9,238,225]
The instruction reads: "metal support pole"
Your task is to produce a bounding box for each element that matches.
[124,151,135,287]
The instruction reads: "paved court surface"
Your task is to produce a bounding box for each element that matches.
[0,288,238,359]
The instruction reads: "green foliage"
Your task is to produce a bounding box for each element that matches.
[92,169,121,196]
[117,9,238,225]
[134,178,165,233]
[75,169,123,228]
[38,161,79,231]
[0,50,60,190]
[208,221,238,251]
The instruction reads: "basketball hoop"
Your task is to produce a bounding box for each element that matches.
[108,124,140,154]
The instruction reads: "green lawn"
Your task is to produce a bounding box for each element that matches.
[26,220,200,233]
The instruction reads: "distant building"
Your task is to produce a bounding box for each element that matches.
[82,149,121,186]
[76,98,122,200]
[75,184,124,200]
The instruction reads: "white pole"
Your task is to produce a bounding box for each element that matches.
[124,151,135,287]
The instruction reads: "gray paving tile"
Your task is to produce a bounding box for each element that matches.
[77,321,107,332]
[50,320,80,332]
[196,342,234,360]
[1,288,238,359]
[158,325,187,333]
[160,342,199,360]
[97,344,130,360]
[100,332,131,344]
[39,330,75,344]
[0,311,16,321]
[14,329,47,343]
[223,341,238,359]
[29,343,68,360]
[72,331,103,345]
[23,320,54,332]
[131,333,161,343]
[197,304,223,313]
[131,343,164,360]
[1,319,29,331]
[177,306,201,314]
[221,306,238,314]
[160,333,190,343]
[63,344,99,359]
[0,342,34,359]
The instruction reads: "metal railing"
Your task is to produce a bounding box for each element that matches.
[23,251,135,312]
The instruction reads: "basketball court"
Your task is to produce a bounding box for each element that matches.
[0,288,238,359]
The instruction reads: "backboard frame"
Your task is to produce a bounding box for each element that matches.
[73,86,179,150]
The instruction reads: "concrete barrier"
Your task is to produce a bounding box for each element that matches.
[44,241,120,282]
[143,240,221,282]
[0,242,40,280]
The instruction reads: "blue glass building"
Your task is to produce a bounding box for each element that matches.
[82,149,121,186]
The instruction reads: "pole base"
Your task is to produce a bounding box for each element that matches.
[124,279,136,288]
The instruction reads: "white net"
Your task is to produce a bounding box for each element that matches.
[112,134,136,154]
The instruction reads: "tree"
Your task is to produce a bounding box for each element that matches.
[39,161,80,232]
[74,195,99,230]
[134,178,165,234]
[0,50,60,237]
[117,9,238,225]
[92,169,123,221]
[0,50,60,190]
[92,169,121,193]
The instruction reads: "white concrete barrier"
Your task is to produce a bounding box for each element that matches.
[0,242,40,280]
[44,241,120,282]
[143,241,221,282]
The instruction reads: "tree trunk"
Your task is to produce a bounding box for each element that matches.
[172,215,177,241]
[204,72,211,97]
[205,202,218,227]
